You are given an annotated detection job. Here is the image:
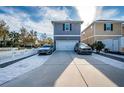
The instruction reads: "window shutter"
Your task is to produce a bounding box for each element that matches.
[104,24,106,31]
[111,24,113,31]
[70,24,72,31]
[63,24,65,31]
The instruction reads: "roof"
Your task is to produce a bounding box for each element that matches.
[51,20,83,24]
[95,20,124,23]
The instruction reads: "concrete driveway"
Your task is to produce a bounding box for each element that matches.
[1,51,124,87]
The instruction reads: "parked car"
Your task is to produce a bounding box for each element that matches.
[74,42,93,55]
[38,45,55,55]
[103,48,110,53]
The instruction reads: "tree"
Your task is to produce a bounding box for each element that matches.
[92,41,105,53]
[46,37,53,44]
[20,27,27,36]
[19,28,38,47]
[40,33,47,40]
[9,31,20,47]
[30,30,37,40]
[34,31,37,37]
[43,37,53,45]
[20,27,28,47]
[29,30,37,47]
[0,20,9,47]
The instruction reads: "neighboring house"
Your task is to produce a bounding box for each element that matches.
[81,20,124,52]
[52,20,83,51]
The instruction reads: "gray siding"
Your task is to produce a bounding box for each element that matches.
[53,22,81,40]
[53,23,81,35]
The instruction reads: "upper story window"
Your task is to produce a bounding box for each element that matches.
[63,23,72,31]
[104,23,113,31]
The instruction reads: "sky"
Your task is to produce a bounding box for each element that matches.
[0,6,124,38]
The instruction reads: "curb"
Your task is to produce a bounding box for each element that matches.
[94,52,124,63]
[0,53,37,68]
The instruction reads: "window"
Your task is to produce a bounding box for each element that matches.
[63,23,71,31]
[104,23,113,31]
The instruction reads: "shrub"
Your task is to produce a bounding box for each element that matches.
[92,41,105,53]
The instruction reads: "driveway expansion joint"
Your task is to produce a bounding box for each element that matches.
[69,53,89,87]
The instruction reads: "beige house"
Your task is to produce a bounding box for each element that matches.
[81,20,124,44]
[81,20,124,52]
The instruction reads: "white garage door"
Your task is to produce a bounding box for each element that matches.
[56,40,78,51]
[113,39,119,51]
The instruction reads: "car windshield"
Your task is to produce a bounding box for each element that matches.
[79,43,88,48]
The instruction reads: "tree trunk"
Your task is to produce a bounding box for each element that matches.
[3,35,6,47]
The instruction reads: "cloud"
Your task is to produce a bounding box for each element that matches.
[76,6,96,31]
[0,6,97,36]
[0,6,75,37]
[40,7,71,20]
[0,13,29,32]
[96,6,119,20]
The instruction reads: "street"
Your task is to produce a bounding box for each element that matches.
[1,51,124,87]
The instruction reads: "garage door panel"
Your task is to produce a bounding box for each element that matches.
[56,40,78,51]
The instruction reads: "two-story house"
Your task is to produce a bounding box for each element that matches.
[52,20,83,51]
[81,20,124,52]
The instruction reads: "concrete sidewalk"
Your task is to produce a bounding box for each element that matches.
[96,52,124,62]
[1,51,124,87]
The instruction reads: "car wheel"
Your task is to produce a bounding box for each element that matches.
[47,51,52,55]
[88,53,92,55]
[77,51,80,54]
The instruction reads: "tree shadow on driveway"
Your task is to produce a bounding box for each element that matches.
[1,51,81,87]
[74,54,124,87]
[2,51,124,87]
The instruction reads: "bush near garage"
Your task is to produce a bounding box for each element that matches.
[92,41,105,53]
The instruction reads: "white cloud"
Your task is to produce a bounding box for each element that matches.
[0,6,99,36]
[96,7,119,20]
[41,7,71,20]
[0,13,28,32]
[76,6,120,32]
[76,6,96,31]
[34,6,72,35]
[0,6,71,37]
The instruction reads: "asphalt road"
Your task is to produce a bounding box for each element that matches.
[1,51,124,87]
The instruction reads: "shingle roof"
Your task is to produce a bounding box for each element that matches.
[95,20,124,23]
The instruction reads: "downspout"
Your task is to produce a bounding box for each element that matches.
[93,22,96,43]
[120,23,123,52]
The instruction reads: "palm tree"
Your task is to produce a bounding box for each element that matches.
[9,31,20,47]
